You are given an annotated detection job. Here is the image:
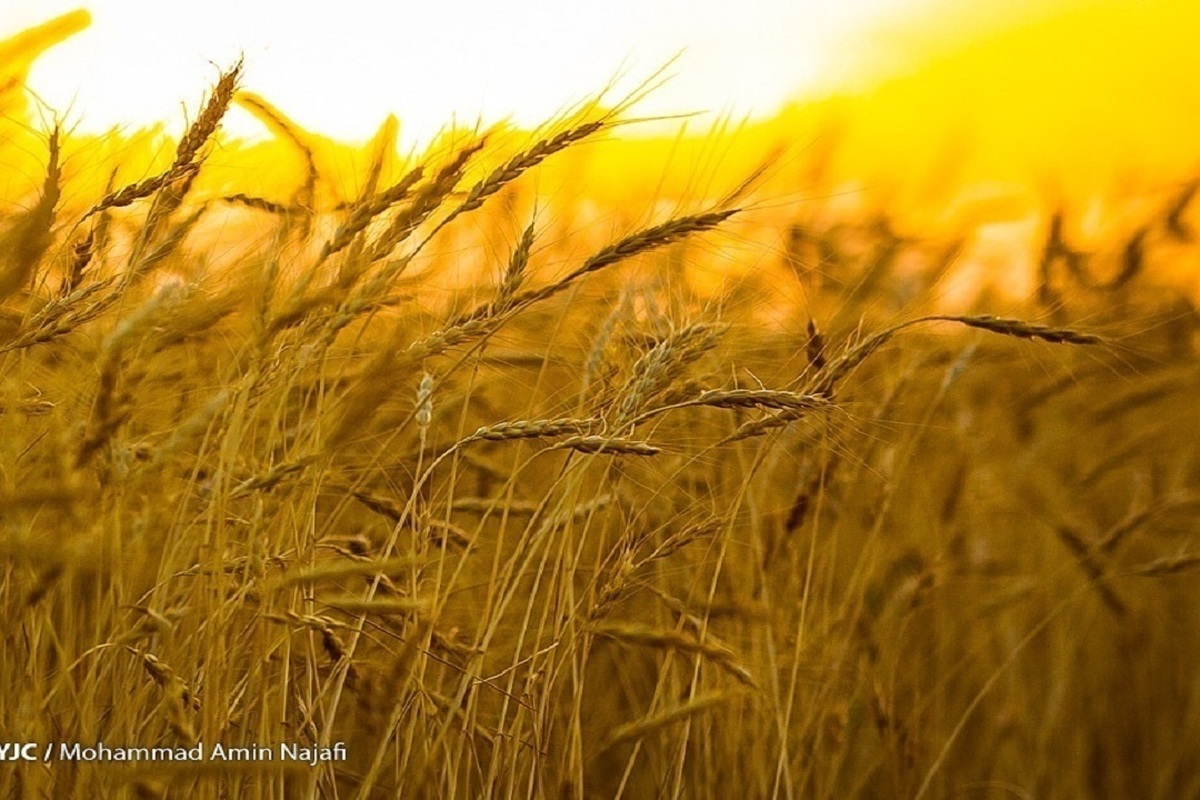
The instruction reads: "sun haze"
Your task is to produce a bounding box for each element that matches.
[2,0,936,147]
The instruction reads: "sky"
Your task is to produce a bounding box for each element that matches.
[5,0,1197,195]
[1,0,932,147]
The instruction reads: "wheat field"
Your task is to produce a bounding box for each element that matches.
[1,13,1199,800]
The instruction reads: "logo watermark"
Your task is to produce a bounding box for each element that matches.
[0,744,40,762]
[1,741,348,766]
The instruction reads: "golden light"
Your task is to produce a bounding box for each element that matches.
[4,0,1195,191]
[3,0,1199,295]
[1,4,1199,796]
[3,0,926,148]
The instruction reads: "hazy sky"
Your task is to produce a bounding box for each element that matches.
[1,0,927,146]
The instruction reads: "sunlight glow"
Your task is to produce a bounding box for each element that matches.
[4,0,1199,220]
[2,0,922,147]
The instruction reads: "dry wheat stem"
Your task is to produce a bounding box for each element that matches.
[553,435,662,456]
[598,692,742,752]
